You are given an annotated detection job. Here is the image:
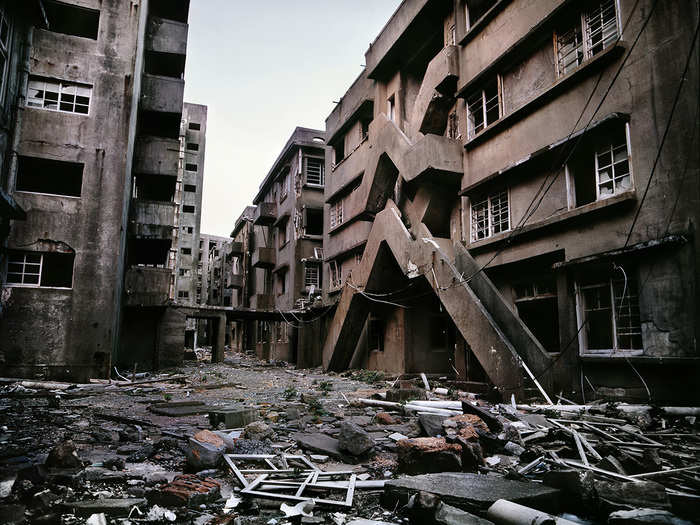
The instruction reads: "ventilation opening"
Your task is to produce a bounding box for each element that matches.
[305,208,323,236]
[149,0,190,23]
[16,156,83,197]
[128,238,172,266]
[44,1,100,40]
[134,173,176,202]
[144,51,186,78]
[139,110,182,139]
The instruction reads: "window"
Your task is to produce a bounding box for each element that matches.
[333,139,345,164]
[470,190,509,241]
[181,247,191,255]
[368,315,385,352]
[568,124,632,207]
[280,170,290,200]
[278,270,287,295]
[185,163,197,172]
[329,260,341,289]
[313,247,324,260]
[183,205,195,213]
[178,290,189,299]
[305,208,323,236]
[43,1,100,40]
[387,95,396,122]
[6,251,74,288]
[514,277,559,353]
[187,227,193,234]
[556,0,619,77]
[16,156,83,197]
[448,24,456,46]
[188,122,201,131]
[0,6,11,102]
[184,184,196,193]
[305,157,324,186]
[304,262,320,288]
[447,111,460,140]
[186,142,199,151]
[27,77,91,115]
[360,119,370,141]
[466,78,500,138]
[179,268,192,277]
[329,199,344,229]
[465,0,497,31]
[278,220,288,248]
[577,271,642,353]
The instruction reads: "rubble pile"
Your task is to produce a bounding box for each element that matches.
[0,354,698,524]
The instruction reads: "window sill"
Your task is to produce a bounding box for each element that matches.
[467,190,636,252]
[4,284,73,291]
[331,136,369,173]
[14,190,81,199]
[303,182,324,190]
[463,43,626,151]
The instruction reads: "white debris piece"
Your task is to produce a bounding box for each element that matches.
[281,499,315,518]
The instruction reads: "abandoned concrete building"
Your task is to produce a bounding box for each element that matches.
[319,0,699,403]
[227,128,327,364]
[0,0,220,380]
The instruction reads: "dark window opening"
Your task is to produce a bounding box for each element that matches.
[6,250,75,288]
[184,184,196,192]
[16,156,83,197]
[144,51,186,78]
[128,239,171,266]
[224,296,231,307]
[188,122,200,130]
[186,142,199,151]
[333,139,344,164]
[360,118,371,141]
[516,297,560,353]
[43,1,100,40]
[181,247,191,255]
[368,315,385,352]
[178,290,189,298]
[305,208,323,236]
[134,173,176,202]
[183,205,195,213]
[466,0,497,30]
[138,110,181,139]
[149,0,190,23]
[185,163,198,172]
[429,315,452,350]
[187,227,193,233]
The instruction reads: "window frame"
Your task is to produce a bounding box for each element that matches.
[5,251,74,289]
[466,77,502,139]
[329,260,341,290]
[470,189,510,242]
[0,6,12,105]
[329,199,344,230]
[304,261,320,289]
[26,76,92,116]
[594,124,633,200]
[304,156,325,187]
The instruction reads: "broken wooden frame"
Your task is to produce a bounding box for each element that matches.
[241,472,357,507]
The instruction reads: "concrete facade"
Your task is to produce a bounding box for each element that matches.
[320,0,700,403]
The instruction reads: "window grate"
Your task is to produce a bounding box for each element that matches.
[305,263,320,288]
[471,190,509,241]
[305,157,324,186]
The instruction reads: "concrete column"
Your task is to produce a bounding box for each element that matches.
[212,313,226,363]
[156,307,186,369]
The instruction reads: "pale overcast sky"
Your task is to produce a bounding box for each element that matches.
[183,1,403,237]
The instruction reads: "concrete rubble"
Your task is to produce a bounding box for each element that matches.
[0,352,698,524]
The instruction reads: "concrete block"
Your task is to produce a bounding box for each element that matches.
[208,406,260,428]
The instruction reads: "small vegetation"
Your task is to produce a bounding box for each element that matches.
[354,370,386,384]
[282,386,298,400]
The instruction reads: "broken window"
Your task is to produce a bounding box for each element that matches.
[368,315,385,352]
[305,157,324,186]
[183,205,195,213]
[43,1,100,40]
[181,248,191,255]
[186,142,199,152]
[470,190,509,241]
[27,76,91,115]
[187,227,193,233]
[329,260,341,289]
[280,169,290,200]
[305,208,323,236]
[555,0,618,77]
[577,269,642,353]
[177,290,189,299]
[179,268,191,277]
[329,199,344,229]
[149,0,190,24]
[304,262,320,289]
[466,78,500,138]
[0,7,11,102]
[447,111,460,140]
[15,156,83,197]
[313,247,324,260]
[6,250,74,288]
[448,24,456,46]
[139,110,181,139]
[184,184,196,192]
[568,123,632,207]
[185,163,197,172]
[333,138,345,164]
[188,122,200,130]
[465,0,497,31]
[514,277,559,353]
[360,118,370,141]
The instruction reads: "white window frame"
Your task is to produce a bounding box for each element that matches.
[470,189,510,242]
[466,77,501,139]
[555,0,620,78]
[5,251,73,289]
[304,156,325,186]
[304,262,320,288]
[329,199,344,230]
[594,124,632,200]
[313,247,324,260]
[27,76,92,116]
[329,260,341,289]
[575,274,643,356]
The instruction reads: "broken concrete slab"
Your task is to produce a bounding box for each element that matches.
[383,473,561,514]
[292,432,343,459]
[435,502,494,525]
[45,440,83,469]
[608,508,694,525]
[594,480,671,513]
[149,401,210,417]
[185,430,226,469]
[209,406,260,428]
[63,498,147,517]
[338,421,375,456]
[386,388,428,402]
[419,413,448,437]
[396,437,462,474]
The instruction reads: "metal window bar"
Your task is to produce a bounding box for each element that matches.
[305,263,320,287]
[471,197,489,241]
[557,25,584,76]
[585,0,618,58]
[306,158,324,185]
[490,190,510,235]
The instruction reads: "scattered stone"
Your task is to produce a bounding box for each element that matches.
[186,430,226,469]
[85,513,108,525]
[209,406,260,428]
[292,432,343,459]
[150,401,210,417]
[33,488,60,508]
[608,508,694,525]
[63,498,147,517]
[45,440,83,469]
[435,501,493,525]
[461,401,504,433]
[388,432,408,442]
[594,480,671,513]
[443,414,489,441]
[375,412,397,425]
[338,422,375,456]
[503,441,525,457]
[0,504,25,524]
[230,439,275,455]
[244,420,273,440]
[418,413,448,437]
[82,467,127,482]
[150,474,220,507]
[396,438,462,475]
[386,389,427,402]
[384,473,561,514]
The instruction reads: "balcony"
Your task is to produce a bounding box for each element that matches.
[134,136,179,176]
[228,274,244,289]
[250,293,274,311]
[252,247,275,268]
[131,199,176,228]
[402,134,463,186]
[253,202,277,226]
[124,267,171,306]
[141,74,185,114]
[146,16,188,55]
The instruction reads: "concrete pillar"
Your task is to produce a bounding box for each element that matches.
[212,313,226,363]
[156,307,186,369]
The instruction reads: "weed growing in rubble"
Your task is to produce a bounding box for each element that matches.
[162,393,172,401]
[355,370,386,384]
[282,386,298,400]
[318,381,333,394]
[306,397,327,419]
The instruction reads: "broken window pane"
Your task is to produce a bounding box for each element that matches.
[43,1,100,40]
[27,76,92,115]
[6,250,74,288]
[16,156,83,197]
